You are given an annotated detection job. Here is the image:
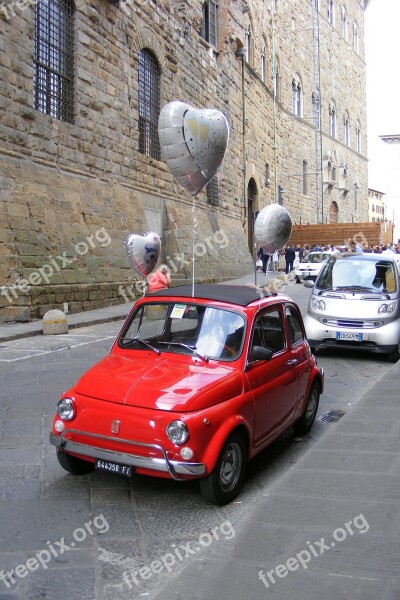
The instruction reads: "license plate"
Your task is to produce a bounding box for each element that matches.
[336,332,363,341]
[95,459,132,476]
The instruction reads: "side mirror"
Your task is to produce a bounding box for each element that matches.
[303,279,314,288]
[251,346,273,362]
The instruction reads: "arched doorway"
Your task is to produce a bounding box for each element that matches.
[329,201,338,223]
[247,178,258,255]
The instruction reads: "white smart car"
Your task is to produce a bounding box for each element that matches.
[295,251,332,283]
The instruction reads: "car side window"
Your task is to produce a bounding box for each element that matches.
[252,309,286,354]
[285,305,304,345]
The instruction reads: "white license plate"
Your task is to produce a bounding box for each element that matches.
[95,459,132,476]
[336,332,363,341]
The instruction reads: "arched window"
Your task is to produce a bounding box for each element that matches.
[302,160,308,195]
[273,57,280,100]
[329,201,338,223]
[245,27,251,64]
[355,120,361,153]
[327,0,335,25]
[329,102,336,138]
[343,111,350,146]
[138,49,161,160]
[33,0,75,123]
[353,22,359,53]
[341,5,347,40]
[292,76,302,117]
[200,0,218,47]
[260,51,266,83]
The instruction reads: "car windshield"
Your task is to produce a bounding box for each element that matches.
[316,256,397,293]
[302,252,330,264]
[119,302,245,361]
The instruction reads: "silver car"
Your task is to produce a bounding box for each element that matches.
[304,253,400,362]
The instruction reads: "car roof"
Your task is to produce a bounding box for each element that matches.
[331,252,398,262]
[147,284,277,307]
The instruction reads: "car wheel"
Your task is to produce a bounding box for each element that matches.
[56,448,94,475]
[199,434,246,505]
[387,345,400,363]
[293,383,320,436]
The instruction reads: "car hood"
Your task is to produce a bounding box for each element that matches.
[74,354,243,412]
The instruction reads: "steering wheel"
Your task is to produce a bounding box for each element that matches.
[222,344,236,357]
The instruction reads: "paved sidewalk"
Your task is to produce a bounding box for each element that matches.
[151,362,400,600]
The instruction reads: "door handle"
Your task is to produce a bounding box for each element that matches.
[287,359,298,366]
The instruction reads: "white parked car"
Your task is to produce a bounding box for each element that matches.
[295,251,332,283]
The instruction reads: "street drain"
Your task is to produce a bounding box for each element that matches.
[318,410,346,422]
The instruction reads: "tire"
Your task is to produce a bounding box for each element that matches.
[56,448,94,475]
[199,434,246,505]
[387,345,400,363]
[293,383,320,436]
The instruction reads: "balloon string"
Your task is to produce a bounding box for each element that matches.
[192,197,198,297]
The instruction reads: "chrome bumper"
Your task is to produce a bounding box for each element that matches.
[49,430,205,480]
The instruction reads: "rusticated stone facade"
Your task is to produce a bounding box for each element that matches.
[0,0,369,321]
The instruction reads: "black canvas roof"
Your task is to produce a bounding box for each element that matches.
[148,284,275,306]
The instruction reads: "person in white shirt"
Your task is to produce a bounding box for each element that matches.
[381,243,396,255]
[272,250,279,272]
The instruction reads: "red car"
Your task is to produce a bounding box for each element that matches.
[50,285,323,505]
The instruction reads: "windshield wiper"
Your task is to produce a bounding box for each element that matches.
[335,286,377,292]
[158,342,209,362]
[121,337,161,354]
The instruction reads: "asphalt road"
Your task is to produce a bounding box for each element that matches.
[0,277,393,600]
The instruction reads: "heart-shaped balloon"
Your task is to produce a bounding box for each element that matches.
[158,101,229,196]
[124,232,161,277]
[254,205,292,253]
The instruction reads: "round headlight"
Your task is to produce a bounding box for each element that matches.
[57,398,76,421]
[166,420,189,445]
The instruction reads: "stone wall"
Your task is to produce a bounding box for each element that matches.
[0,0,369,321]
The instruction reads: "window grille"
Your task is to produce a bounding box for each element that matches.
[138,49,161,160]
[206,176,220,206]
[33,0,74,123]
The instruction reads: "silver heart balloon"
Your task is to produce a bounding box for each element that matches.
[124,232,161,277]
[158,101,229,196]
[254,205,292,253]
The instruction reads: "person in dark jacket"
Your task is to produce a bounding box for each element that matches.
[285,245,296,274]
[257,247,269,274]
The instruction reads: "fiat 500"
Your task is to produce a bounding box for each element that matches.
[50,284,324,505]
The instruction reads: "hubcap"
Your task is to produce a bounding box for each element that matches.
[219,442,242,492]
[305,389,318,422]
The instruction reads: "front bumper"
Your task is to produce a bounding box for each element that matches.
[304,313,400,354]
[49,430,206,480]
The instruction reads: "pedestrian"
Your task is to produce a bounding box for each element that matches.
[349,240,363,254]
[147,264,171,293]
[272,250,279,272]
[285,245,296,274]
[381,243,396,255]
[257,247,269,274]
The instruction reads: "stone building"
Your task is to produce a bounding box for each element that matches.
[0,0,369,321]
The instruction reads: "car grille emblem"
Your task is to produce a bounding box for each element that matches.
[111,420,121,434]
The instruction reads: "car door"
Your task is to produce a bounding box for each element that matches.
[245,306,299,447]
[284,303,312,408]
